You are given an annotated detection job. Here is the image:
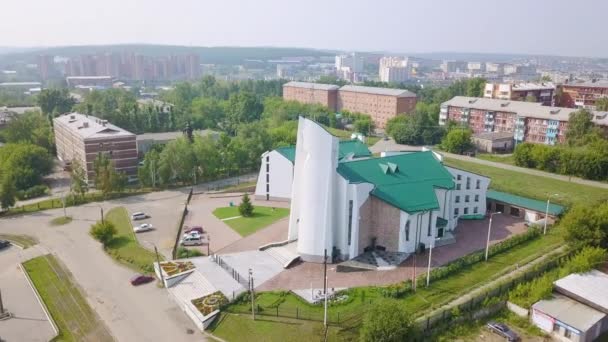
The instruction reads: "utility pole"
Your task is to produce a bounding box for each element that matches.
[100,207,104,224]
[426,238,434,287]
[154,246,165,287]
[324,272,329,327]
[485,212,501,261]
[249,268,255,320]
[61,192,67,218]
[0,289,10,319]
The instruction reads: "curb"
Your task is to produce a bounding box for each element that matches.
[19,261,59,338]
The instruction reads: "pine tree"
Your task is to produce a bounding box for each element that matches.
[238,193,254,217]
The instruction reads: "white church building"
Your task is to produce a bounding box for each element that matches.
[256,117,490,263]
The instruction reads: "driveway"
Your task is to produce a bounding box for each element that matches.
[258,214,526,291]
[0,245,56,342]
[0,191,205,342]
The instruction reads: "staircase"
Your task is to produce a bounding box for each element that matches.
[263,244,300,268]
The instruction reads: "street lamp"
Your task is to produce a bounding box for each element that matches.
[485,212,502,261]
[544,194,559,235]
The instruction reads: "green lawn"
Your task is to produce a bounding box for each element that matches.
[444,157,608,206]
[0,233,38,248]
[50,216,73,226]
[103,207,160,273]
[476,153,515,165]
[212,229,564,341]
[217,181,257,193]
[22,254,113,342]
[212,206,290,237]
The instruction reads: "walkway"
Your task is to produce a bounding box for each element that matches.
[416,245,568,323]
[370,139,608,190]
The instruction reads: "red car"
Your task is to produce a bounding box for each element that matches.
[184,226,204,235]
[130,274,155,286]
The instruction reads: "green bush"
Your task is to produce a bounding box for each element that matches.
[238,193,254,217]
[360,299,418,342]
[176,247,204,259]
[15,185,49,200]
[90,221,117,247]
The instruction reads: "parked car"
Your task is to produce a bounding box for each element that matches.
[131,212,148,220]
[134,223,153,233]
[0,240,11,250]
[184,226,204,235]
[487,322,519,341]
[180,234,204,246]
[130,274,155,286]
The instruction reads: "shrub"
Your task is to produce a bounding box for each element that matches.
[360,299,418,342]
[90,221,117,247]
[176,247,204,259]
[238,193,254,217]
[15,185,49,200]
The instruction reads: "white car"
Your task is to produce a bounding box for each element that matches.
[131,212,148,220]
[180,234,204,246]
[134,223,153,233]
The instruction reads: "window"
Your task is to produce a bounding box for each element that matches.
[455,196,460,203]
[405,220,410,241]
[474,207,478,214]
[510,207,520,216]
[454,208,459,216]
[266,174,269,182]
[564,329,572,339]
[427,213,432,237]
[266,162,269,172]
[466,177,471,190]
[465,195,470,203]
[347,200,353,245]
[553,324,560,333]
[456,184,461,190]
[464,208,469,214]
[457,174,462,181]
[476,179,480,189]
[266,184,269,192]
[475,194,479,202]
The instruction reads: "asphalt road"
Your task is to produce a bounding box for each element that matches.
[0,190,205,342]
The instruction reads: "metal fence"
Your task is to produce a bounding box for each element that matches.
[212,255,250,288]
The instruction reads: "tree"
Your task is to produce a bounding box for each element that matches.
[2,111,55,152]
[90,221,117,247]
[225,92,263,134]
[465,78,486,97]
[513,143,536,168]
[354,118,374,136]
[566,109,595,146]
[70,159,88,200]
[238,193,254,217]
[0,143,54,191]
[563,202,608,249]
[359,299,418,342]
[36,88,75,116]
[386,110,443,146]
[0,175,16,210]
[596,98,608,111]
[93,153,126,195]
[440,129,473,154]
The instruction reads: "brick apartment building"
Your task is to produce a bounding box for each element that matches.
[484,82,555,106]
[54,113,138,182]
[282,81,339,111]
[282,82,417,129]
[558,80,608,109]
[440,96,608,145]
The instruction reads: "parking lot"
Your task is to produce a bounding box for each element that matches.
[0,245,56,342]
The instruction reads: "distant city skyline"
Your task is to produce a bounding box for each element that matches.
[1,0,608,58]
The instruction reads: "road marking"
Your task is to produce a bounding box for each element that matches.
[221,216,242,221]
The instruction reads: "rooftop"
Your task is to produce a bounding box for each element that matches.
[66,76,113,80]
[511,82,556,91]
[442,96,608,125]
[339,85,417,98]
[564,80,608,89]
[54,113,134,140]
[337,151,455,213]
[283,81,339,91]
[136,130,218,141]
[275,139,371,163]
[554,269,608,312]
[533,294,606,332]
[473,131,514,141]
[486,190,565,216]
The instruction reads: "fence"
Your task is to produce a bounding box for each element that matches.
[171,187,194,259]
[195,173,258,194]
[211,255,250,288]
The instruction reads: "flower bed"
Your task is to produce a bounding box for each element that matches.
[160,261,195,276]
[192,291,228,316]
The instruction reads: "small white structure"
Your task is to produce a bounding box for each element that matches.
[277,117,490,263]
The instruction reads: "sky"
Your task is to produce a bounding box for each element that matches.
[1,0,607,57]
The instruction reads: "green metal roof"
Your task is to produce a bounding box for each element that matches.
[459,214,485,220]
[486,190,565,216]
[274,140,371,163]
[337,151,455,213]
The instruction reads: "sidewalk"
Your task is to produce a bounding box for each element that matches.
[416,245,567,322]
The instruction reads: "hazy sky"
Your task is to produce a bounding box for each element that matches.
[2,0,607,57]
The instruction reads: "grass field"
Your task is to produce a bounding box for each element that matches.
[212,228,564,341]
[476,153,515,165]
[212,206,290,237]
[0,233,38,248]
[444,157,608,206]
[50,216,73,226]
[217,181,256,193]
[22,254,113,342]
[104,207,160,273]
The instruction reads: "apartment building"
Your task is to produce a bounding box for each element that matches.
[440,96,608,145]
[559,80,608,109]
[440,60,468,73]
[282,82,418,129]
[379,57,409,83]
[484,82,555,106]
[54,113,138,182]
[282,81,339,111]
[337,85,417,129]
